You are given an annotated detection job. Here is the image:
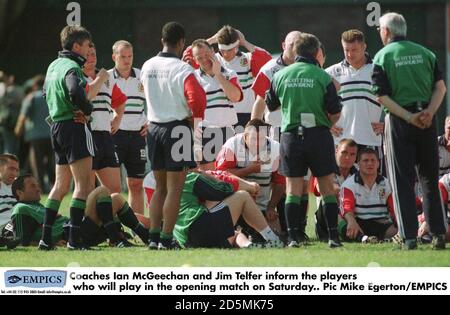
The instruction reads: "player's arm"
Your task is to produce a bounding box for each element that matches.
[205,170,259,195]
[251,72,271,120]
[215,147,262,178]
[184,73,207,130]
[265,80,281,112]
[86,68,109,101]
[340,187,363,239]
[372,64,423,128]
[65,70,93,115]
[324,80,342,126]
[110,83,127,134]
[211,61,242,103]
[251,95,267,120]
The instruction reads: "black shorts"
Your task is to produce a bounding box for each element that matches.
[280,127,336,178]
[64,217,123,247]
[186,203,235,248]
[113,130,147,178]
[356,218,393,240]
[198,126,235,164]
[148,120,197,172]
[92,131,120,170]
[51,121,95,165]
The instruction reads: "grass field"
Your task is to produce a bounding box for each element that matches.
[1,195,449,267]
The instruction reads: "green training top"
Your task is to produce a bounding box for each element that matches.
[12,202,68,243]
[44,56,87,122]
[173,172,235,247]
[268,57,341,132]
[373,39,439,110]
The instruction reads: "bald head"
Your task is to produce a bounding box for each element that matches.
[282,31,302,65]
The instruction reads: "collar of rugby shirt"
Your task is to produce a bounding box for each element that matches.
[295,56,320,66]
[58,49,86,67]
[112,67,136,79]
[342,52,373,68]
[276,55,288,67]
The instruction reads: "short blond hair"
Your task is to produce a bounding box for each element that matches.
[112,40,133,54]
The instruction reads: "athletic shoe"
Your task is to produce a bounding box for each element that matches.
[328,238,343,248]
[114,239,134,248]
[298,231,310,245]
[0,236,20,249]
[38,240,55,251]
[287,240,300,248]
[158,240,181,250]
[148,241,159,250]
[264,239,285,248]
[402,238,417,250]
[391,233,403,245]
[6,239,20,250]
[431,235,446,250]
[361,235,379,244]
[67,242,91,251]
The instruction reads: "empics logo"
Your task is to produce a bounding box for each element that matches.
[7,275,22,284]
[5,270,67,288]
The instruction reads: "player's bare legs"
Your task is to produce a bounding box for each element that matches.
[148,170,167,247]
[205,190,281,246]
[48,165,72,201]
[84,186,111,224]
[161,171,187,239]
[127,177,144,214]
[96,167,121,193]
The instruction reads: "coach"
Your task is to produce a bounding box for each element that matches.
[266,33,342,248]
[372,12,447,250]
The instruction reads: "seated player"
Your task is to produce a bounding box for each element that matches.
[9,175,148,248]
[143,170,282,249]
[313,138,358,241]
[215,119,285,243]
[417,173,450,243]
[339,148,397,243]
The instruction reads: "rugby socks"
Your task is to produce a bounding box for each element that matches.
[42,199,60,244]
[96,196,121,243]
[118,202,149,244]
[258,226,279,242]
[299,194,309,233]
[322,195,339,240]
[285,194,301,242]
[149,228,161,245]
[69,198,86,246]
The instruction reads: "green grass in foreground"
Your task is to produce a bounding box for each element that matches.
[0,195,448,267]
[1,242,449,267]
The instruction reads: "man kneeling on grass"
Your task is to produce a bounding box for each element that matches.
[9,175,148,249]
[174,170,283,249]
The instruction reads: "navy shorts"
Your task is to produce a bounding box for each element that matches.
[51,121,95,165]
[280,127,336,178]
[148,120,197,172]
[186,203,235,248]
[92,131,120,170]
[113,130,147,178]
